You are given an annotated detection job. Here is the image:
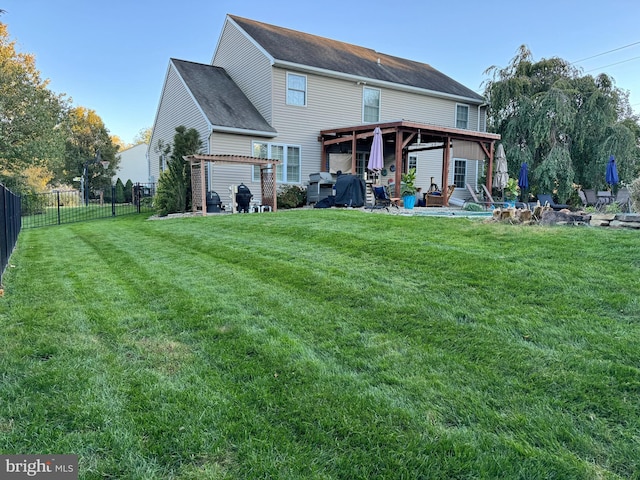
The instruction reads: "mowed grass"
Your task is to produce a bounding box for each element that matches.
[1,210,639,479]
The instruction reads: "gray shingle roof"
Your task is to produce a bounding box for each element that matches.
[171,59,277,135]
[230,15,484,102]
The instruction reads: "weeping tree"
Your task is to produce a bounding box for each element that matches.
[484,46,640,202]
[154,126,202,216]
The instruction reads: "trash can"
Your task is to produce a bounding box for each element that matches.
[206,191,222,213]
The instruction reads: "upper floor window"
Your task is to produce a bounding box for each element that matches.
[252,141,301,184]
[363,87,380,123]
[159,154,167,172]
[456,104,469,129]
[287,73,307,106]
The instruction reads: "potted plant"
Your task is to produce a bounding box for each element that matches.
[504,178,519,207]
[401,167,417,209]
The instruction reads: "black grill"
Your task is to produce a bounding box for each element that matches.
[236,184,253,213]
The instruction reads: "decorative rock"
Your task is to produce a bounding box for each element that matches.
[619,221,640,229]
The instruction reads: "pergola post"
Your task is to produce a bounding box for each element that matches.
[442,136,451,206]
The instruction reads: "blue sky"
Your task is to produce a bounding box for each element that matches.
[3,0,639,144]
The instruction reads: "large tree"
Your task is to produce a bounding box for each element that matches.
[484,46,639,202]
[0,21,67,192]
[59,106,120,195]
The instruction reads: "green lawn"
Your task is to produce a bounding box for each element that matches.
[1,210,639,479]
[21,203,149,229]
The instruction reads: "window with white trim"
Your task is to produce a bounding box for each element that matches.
[252,142,302,184]
[453,159,467,188]
[456,104,469,129]
[363,87,380,123]
[408,155,417,172]
[286,73,307,106]
[159,154,167,172]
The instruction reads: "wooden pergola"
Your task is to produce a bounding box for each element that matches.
[319,120,501,206]
[184,154,282,215]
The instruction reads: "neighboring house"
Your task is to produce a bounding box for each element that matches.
[149,14,499,206]
[116,143,149,184]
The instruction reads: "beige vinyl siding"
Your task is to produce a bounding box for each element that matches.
[148,63,209,182]
[213,20,273,123]
[208,132,264,204]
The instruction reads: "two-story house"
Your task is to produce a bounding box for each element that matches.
[148,14,500,207]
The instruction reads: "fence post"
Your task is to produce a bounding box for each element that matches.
[57,191,61,225]
[112,185,116,217]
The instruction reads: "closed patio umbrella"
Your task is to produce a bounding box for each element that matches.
[517,162,529,202]
[367,127,383,181]
[606,155,619,186]
[493,143,509,199]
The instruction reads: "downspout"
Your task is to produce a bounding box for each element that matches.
[477,103,487,132]
[206,125,213,191]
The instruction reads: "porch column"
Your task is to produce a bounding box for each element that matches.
[351,131,357,174]
[394,129,403,197]
[442,136,451,206]
[486,142,495,194]
[200,159,207,216]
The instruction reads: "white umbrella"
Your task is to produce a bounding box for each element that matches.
[493,143,509,198]
[367,127,383,180]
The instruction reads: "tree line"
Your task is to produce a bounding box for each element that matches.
[0,17,149,196]
[484,45,640,202]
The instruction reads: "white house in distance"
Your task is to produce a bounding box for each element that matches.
[148,14,500,207]
[116,143,149,184]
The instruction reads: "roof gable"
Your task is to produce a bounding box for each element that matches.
[171,58,276,135]
[229,15,484,102]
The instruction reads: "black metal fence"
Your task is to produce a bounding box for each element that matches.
[1,184,22,283]
[21,183,156,229]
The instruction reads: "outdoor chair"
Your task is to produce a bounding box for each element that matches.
[465,184,493,210]
[481,184,527,209]
[425,184,455,207]
[614,188,631,212]
[577,189,589,208]
[536,194,569,211]
[370,185,399,211]
[583,189,598,206]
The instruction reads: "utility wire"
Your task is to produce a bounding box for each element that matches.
[571,41,640,64]
[584,55,640,73]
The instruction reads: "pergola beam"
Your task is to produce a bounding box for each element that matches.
[184,154,282,216]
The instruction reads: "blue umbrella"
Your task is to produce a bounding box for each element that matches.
[606,155,619,186]
[517,162,529,190]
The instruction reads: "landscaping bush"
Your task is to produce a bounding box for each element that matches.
[463,202,484,211]
[124,179,133,203]
[277,184,306,209]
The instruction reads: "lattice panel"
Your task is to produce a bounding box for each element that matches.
[191,162,204,212]
[260,168,276,209]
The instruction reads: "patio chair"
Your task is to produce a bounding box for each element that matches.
[536,194,569,211]
[583,189,598,206]
[465,184,492,210]
[614,188,631,212]
[425,185,455,207]
[481,184,526,209]
[577,189,589,208]
[369,185,399,211]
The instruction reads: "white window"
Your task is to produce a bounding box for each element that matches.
[408,155,417,172]
[252,142,301,184]
[453,159,467,188]
[363,87,380,123]
[456,104,469,129]
[159,154,167,172]
[287,73,307,106]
